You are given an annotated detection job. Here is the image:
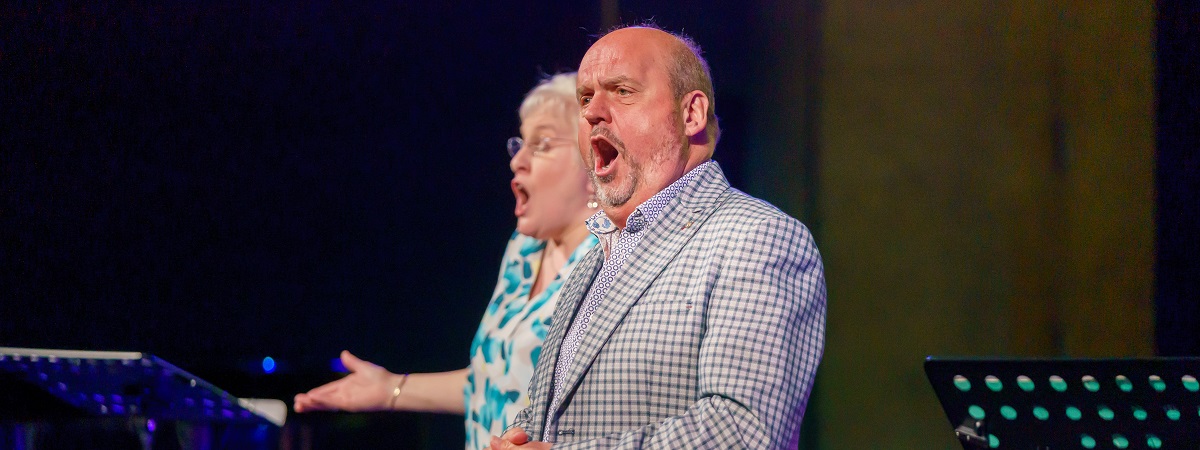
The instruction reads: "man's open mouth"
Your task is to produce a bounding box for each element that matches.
[592,137,619,175]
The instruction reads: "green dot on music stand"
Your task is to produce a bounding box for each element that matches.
[1116,375,1133,392]
[969,405,986,420]
[1082,375,1100,392]
[1080,434,1096,449]
[953,375,971,392]
[1147,434,1163,449]
[1113,434,1129,449]
[1182,375,1198,392]
[1000,405,1017,420]
[1066,406,1082,420]
[1133,406,1148,420]
[1150,375,1166,392]
[1050,375,1067,392]
[988,434,999,449]
[1098,405,1114,420]
[985,375,1002,392]
[1166,407,1180,421]
[1033,406,1049,420]
[1017,375,1034,392]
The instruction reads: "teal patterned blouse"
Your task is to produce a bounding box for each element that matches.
[463,230,598,450]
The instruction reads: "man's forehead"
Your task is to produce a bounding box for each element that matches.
[582,39,626,62]
[578,42,656,85]
[578,45,623,77]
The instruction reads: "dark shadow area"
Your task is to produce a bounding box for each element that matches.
[1154,0,1200,356]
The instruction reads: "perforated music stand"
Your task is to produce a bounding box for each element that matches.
[0,347,285,427]
[925,357,1200,449]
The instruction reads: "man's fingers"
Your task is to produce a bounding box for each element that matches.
[489,436,516,450]
[501,428,529,445]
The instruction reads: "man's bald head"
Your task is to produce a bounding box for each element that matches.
[575,26,719,227]
[593,26,721,147]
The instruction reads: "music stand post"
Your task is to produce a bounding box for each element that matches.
[925,357,1200,449]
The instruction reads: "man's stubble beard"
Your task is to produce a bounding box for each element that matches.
[592,158,640,208]
[590,137,686,209]
[590,112,688,209]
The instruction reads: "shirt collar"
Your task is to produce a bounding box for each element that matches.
[585,160,714,235]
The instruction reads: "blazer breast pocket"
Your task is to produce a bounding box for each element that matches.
[620,300,702,359]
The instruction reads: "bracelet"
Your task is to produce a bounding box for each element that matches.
[389,373,409,410]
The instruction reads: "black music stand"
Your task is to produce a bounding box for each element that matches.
[0,347,285,449]
[925,357,1200,449]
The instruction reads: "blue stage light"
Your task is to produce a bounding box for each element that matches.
[330,357,348,373]
[262,356,276,374]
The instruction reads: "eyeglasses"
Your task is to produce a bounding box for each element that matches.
[506,136,575,158]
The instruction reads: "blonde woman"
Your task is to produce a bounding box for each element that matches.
[294,73,598,450]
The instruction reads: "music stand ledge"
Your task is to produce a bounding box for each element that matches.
[925,357,1200,449]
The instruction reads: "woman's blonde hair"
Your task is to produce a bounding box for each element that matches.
[518,73,579,135]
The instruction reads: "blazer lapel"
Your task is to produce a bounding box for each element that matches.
[551,163,732,415]
[530,244,603,431]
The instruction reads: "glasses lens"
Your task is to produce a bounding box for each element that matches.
[506,137,523,158]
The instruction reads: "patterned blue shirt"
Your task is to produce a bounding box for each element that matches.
[465,230,598,450]
[544,161,715,437]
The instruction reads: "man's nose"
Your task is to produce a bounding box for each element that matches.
[582,95,609,125]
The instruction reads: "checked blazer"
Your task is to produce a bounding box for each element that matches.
[511,162,826,449]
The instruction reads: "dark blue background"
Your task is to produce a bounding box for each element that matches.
[1,0,1197,448]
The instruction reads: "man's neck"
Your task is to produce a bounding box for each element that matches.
[603,158,711,229]
[603,207,634,230]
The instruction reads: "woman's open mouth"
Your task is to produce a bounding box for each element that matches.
[511,180,529,216]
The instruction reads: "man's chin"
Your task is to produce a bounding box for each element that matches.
[597,188,634,208]
[592,170,637,208]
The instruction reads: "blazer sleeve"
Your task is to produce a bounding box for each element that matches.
[556,214,827,449]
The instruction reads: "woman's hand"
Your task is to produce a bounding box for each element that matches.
[293,350,404,413]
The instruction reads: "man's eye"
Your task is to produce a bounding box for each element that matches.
[580,96,592,106]
[617,88,631,96]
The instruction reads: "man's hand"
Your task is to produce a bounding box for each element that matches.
[489,427,551,449]
[293,350,402,412]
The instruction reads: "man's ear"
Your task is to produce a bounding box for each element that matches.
[680,91,710,139]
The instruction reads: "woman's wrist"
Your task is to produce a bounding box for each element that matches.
[388,372,410,410]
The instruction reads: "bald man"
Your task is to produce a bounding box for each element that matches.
[491,26,826,449]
